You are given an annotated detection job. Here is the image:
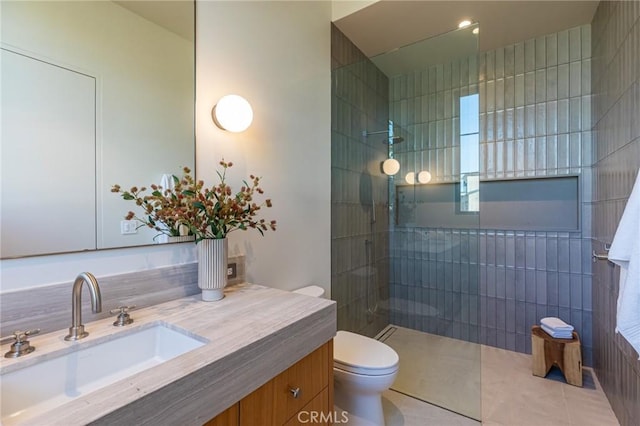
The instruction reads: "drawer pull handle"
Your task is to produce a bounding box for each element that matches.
[289,387,301,399]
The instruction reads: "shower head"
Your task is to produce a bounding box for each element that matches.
[363,130,405,145]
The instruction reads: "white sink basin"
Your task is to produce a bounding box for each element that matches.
[1,322,206,424]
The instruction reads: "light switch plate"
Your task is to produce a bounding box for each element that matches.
[120,220,137,235]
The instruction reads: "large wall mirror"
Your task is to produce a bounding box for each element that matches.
[1,1,195,258]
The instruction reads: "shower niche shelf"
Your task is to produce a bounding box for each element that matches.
[396,175,580,232]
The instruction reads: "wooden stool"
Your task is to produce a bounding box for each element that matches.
[531,325,582,387]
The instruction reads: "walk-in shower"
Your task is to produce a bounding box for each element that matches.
[332,21,482,421]
[334,3,599,420]
[379,23,482,420]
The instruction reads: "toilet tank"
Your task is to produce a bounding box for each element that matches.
[292,285,325,298]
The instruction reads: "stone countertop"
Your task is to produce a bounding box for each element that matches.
[0,283,337,426]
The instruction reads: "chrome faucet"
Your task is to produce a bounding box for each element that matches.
[64,272,102,341]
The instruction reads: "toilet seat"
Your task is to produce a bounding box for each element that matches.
[292,285,325,297]
[334,331,399,376]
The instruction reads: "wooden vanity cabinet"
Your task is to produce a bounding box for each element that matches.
[205,404,238,426]
[204,340,333,426]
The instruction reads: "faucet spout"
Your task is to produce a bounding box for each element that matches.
[64,272,102,341]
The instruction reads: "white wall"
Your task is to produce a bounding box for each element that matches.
[1,1,332,295]
[195,1,332,295]
[0,1,194,252]
[331,0,378,22]
[2,51,96,257]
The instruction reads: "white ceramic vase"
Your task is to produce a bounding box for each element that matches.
[156,235,195,244]
[197,238,227,301]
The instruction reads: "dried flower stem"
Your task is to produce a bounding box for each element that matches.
[111,161,276,242]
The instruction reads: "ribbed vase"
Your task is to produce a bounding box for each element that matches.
[197,238,227,301]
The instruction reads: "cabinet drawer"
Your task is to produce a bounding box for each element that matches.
[235,341,333,426]
[273,342,330,425]
[239,379,274,426]
[283,387,329,426]
[203,403,239,426]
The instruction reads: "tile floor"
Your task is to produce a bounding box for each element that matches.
[378,325,619,426]
[383,390,479,425]
[379,326,482,420]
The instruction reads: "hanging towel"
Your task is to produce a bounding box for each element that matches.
[159,173,175,192]
[609,169,640,359]
[540,317,574,332]
[155,174,176,244]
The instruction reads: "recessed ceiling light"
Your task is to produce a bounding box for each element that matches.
[458,20,472,29]
[472,27,479,35]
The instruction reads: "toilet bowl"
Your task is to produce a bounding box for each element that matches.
[293,286,399,426]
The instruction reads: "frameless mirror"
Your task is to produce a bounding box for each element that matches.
[1,1,195,258]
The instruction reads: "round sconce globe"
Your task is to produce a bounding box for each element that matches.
[405,172,416,184]
[382,159,400,176]
[212,95,253,132]
[418,170,432,184]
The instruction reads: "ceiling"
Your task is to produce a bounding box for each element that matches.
[370,22,479,77]
[334,1,599,58]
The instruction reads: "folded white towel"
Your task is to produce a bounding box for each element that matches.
[609,169,640,359]
[540,317,574,331]
[541,324,574,339]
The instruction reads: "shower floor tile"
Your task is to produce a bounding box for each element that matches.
[377,325,482,420]
[377,325,619,426]
[383,389,479,426]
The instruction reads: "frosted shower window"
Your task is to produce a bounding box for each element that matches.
[459,94,479,212]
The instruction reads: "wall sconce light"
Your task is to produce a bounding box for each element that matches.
[382,158,400,176]
[404,170,432,185]
[418,170,432,184]
[211,94,253,132]
[405,172,415,184]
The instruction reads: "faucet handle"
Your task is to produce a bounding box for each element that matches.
[109,305,136,315]
[110,305,136,326]
[1,329,40,343]
[2,329,40,358]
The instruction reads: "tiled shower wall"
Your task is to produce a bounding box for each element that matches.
[591,2,640,424]
[390,25,595,364]
[331,24,390,338]
[389,49,483,344]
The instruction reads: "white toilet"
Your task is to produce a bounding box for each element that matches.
[293,286,399,426]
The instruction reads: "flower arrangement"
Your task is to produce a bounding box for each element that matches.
[111,160,276,242]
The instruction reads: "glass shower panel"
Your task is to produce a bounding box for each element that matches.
[378,24,482,421]
[330,25,392,340]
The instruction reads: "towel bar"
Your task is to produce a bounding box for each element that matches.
[592,251,609,261]
[592,243,611,262]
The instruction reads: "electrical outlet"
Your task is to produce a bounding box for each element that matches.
[227,262,237,279]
